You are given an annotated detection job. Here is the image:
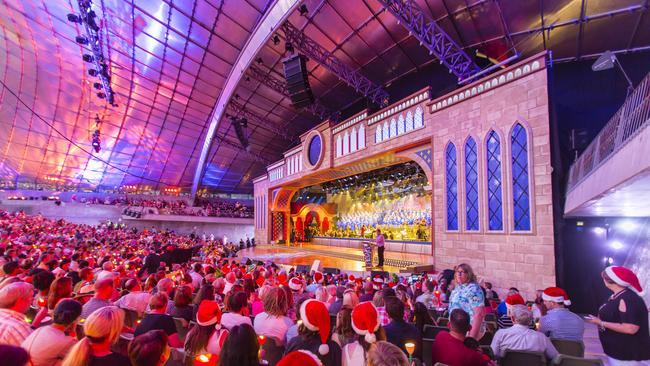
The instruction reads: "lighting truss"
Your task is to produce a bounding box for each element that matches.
[377,0,480,81]
[281,22,390,107]
[247,64,331,120]
[73,0,116,106]
[228,99,296,142]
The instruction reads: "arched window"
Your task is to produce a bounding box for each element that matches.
[350,128,358,152]
[358,124,365,148]
[511,123,531,231]
[445,143,459,231]
[397,115,405,135]
[343,131,350,155]
[486,131,503,230]
[465,137,479,231]
[383,121,389,140]
[336,135,342,157]
[414,107,424,128]
[389,118,397,137]
[406,111,414,132]
[375,126,382,143]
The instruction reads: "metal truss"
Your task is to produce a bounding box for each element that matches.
[247,64,331,121]
[281,22,390,107]
[228,99,296,142]
[377,0,480,81]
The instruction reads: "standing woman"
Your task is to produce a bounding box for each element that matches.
[448,263,486,340]
[585,266,650,365]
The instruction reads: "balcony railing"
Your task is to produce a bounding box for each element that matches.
[567,72,650,191]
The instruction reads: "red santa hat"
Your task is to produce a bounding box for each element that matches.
[505,293,525,310]
[225,272,236,284]
[542,287,571,306]
[348,274,355,282]
[277,350,323,366]
[313,271,324,284]
[289,277,303,291]
[277,274,288,287]
[299,299,331,355]
[351,301,380,344]
[605,266,644,295]
[372,275,384,290]
[196,300,222,328]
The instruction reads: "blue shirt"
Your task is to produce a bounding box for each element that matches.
[449,282,485,323]
[539,308,584,342]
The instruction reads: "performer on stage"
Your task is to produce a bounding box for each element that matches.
[374,228,385,268]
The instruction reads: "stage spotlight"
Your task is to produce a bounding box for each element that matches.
[285,42,294,53]
[256,57,263,65]
[593,227,606,235]
[97,92,105,99]
[299,4,308,16]
[240,118,248,128]
[610,241,623,250]
[272,34,280,45]
[617,220,637,232]
[88,69,98,77]
[82,54,94,63]
[93,82,102,90]
[75,36,89,45]
[67,13,82,23]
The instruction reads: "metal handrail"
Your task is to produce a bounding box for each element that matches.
[567,72,650,191]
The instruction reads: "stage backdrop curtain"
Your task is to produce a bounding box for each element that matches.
[322,217,329,232]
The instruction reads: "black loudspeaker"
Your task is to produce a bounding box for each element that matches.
[323,267,340,275]
[295,264,310,274]
[371,270,389,280]
[283,54,314,108]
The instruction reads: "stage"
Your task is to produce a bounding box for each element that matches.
[235,243,434,274]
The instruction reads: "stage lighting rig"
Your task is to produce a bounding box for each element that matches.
[68,0,117,107]
[91,114,102,153]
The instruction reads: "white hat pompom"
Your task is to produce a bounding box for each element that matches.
[318,343,330,355]
[364,332,377,344]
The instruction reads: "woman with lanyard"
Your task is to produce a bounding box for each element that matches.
[448,263,486,340]
[585,266,650,365]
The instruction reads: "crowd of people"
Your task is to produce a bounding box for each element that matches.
[194,198,253,219]
[0,210,648,366]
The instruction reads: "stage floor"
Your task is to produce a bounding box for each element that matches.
[236,243,434,274]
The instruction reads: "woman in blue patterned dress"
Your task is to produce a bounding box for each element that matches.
[448,263,486,340]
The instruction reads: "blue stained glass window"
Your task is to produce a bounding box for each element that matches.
[486,131,503,230]
[308,135,322,166]
[465,137,479,230]
[445,143,458,230]
[512,124,531,231]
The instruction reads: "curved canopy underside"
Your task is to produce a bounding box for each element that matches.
[0,0,648,193]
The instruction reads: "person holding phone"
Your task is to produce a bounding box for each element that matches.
[585,266,650,365]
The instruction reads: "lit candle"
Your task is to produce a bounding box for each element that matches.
[37,297,47,307]
[195,354,211,363]
[404,342,415,355]
[258,335,267,346]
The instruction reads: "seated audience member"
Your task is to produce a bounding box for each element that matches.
[538,287,584,341]
[328,287,345,316]
[497,288,520,317]
[359,281,374,303]
[22,299,82,366]
[218,324,259,366]
[147,278,174,314]
[342,289,359,308]
[277,350,324,366]
[366,341,410,366]
[432,308,490,366]
[114,279,151,316]
[189,263,204,289]
[192,284,215,320]
[0,282,35,345]
[331,306,356,348]
[61,306,131,366]
[48,277,73,311]
[484,282,499,301]
[340,301,386,365]
[285,299,342,366]
[185,300,229,360]
[170,285,193,322]
[128,330,170,366]
[221,291,252,330]
[0,344,31,366]
[286,296,310,344]
[134,293,182,348]
[383,296,422,360]
[497,293,525,329]
[412,302,435,335]
[490,304,558,360]
[80,277,114,319]
[254,287,294,345]
[415,281,436,309]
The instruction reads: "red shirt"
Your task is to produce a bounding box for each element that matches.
[431,331,490,366]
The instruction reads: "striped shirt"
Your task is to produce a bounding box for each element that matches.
[0,309,32,346]
[539,308,584,342]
